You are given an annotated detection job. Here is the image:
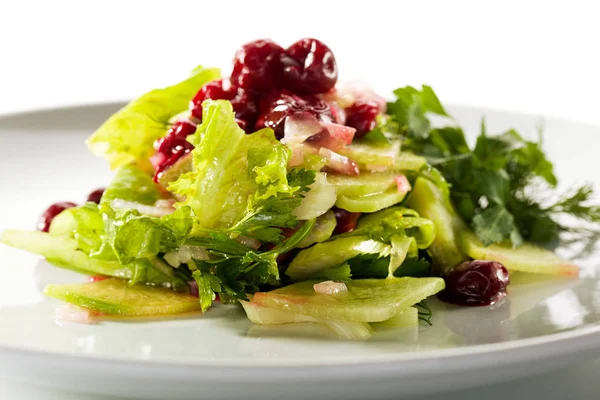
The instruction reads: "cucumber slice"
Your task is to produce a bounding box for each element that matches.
[406,177,468,272]
[393,152,428,171]
[240,300,316,324]
[0,230,133,278]
[297,210,336,248]
[240,300,373,340]
[336,189,407,213]
[44,279,200,316]
[327,173,397,197]
[458,231,579,277]
[338,141,400,167]
[292,172,337,220]
[252,277,445,322]
[372,307,418,328]
[286,236,392,280]
[48,209,77,236]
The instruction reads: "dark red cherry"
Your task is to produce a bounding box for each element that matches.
[231,39,284,92]
[345,101,379,138]
[37,202,77,233]
[332,207,362,234]
[255,90,333,139]
[86,188,105,204]
[190,79,236,120]
[439,260,510,306]
[281,38,338,94]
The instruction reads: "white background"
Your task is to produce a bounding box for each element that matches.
[1,0,599,125]
[1,1,600,399]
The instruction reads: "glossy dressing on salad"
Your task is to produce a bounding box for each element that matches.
[1,37,595,340]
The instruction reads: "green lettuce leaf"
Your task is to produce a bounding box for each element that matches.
[100,165,161,210]
[87,66,220,169]
[169,99,308,232]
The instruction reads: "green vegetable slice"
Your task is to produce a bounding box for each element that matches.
[335,188,407,213]
[44,279,200,316]
[286,236,392,280]
[372,307,418,328]
[252,277,445,322]
[297,210,336,248]
[327,172,397,197]
[458,231,579,277]
[240,300,372,340]
[406,176,468,273]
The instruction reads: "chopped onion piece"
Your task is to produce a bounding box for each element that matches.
[55,304,94,324]
[319,148,360,176]
[111,199,174,217]
[322,122,355,145]
[164,245,209,267]
[235,235,261,250]
[282,112,324,146]
[395,175,412,194]
[313,281,348,295]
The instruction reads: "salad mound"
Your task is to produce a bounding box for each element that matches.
[2,37,598,340]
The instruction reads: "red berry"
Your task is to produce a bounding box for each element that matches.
[190,79,258,132]
[152,120,196,182]
[439,260,510,306]
[86,188,105,204]
[281,38,338,94]
[344,101,379,138]
[332,207,362,234]
[37,202,77,232]
[255,90,333,139]
[231,39,284,92]
[190,79,236,120]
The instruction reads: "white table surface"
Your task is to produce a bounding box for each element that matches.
[1,0,599,398]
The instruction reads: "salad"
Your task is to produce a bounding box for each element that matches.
[2,38,598,340]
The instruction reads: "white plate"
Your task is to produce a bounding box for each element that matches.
[0,104,599,400]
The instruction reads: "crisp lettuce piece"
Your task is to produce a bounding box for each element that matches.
[107,206,193,265]
[169,100,299,230]
[100,165,161,209]
[87,66,220,169]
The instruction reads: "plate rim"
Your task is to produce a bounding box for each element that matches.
[1,102,599,375]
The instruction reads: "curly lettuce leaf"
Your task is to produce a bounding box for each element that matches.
[169,100,306,231]
[100,165,161,210]
[87,66,220,169]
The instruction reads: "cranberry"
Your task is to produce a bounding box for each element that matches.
[37,202,77,233]
[190,79,236,120]
[86,188,105,204]
[231,39,284,92]
[281,38,338,94]
[255,90,333,139]
[151,120,196,182]
[190,79,258,131]
[332,207,362,234]
[439,260,510,306]
[345,101,380,138]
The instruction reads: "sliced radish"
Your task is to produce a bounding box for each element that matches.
[319,148,360,176]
